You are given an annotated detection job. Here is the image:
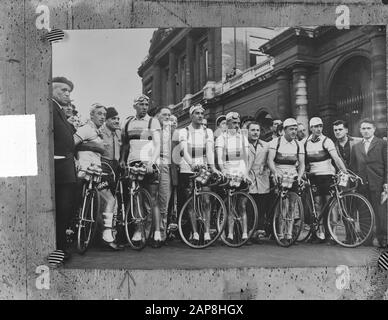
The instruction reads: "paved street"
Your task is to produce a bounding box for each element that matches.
[64,239,375,270]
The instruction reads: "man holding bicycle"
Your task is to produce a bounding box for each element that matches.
[120,94,162,248]
[215,111,250,241]
[304,117,347,244]
[179,104,218,245]
[267,118,305,244]
[74,103,121,250]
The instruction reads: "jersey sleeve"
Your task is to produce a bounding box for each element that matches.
[151,118,161,131]
[297,140,305,154]
[324,138,336,152]
[268,138,277,150]
[75,124,95,142]
[206,128,214,143]
[179,128,188,142]
[215,134,225,148]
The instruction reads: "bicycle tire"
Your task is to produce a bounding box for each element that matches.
[327,192,375,248]
[125,187,153,250]
[272,191,304,247]
[220,192,258,247]
[297,191,313,242]
[178,191,227,249]
[76,186,100,254]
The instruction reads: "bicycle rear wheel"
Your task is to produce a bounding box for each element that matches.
[178,191,226,249]
[220,192,258,247]
[297,191,313,242]
[272,191,304,247]
[76,186,100,254]
[125,187,153,250]
[327,192,374,248]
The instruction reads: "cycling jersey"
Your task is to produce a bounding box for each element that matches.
[74,120,103,171]
[269,136,304,177]
[215,130,248,176]
[179,124,213,174]
[122,114,161,164]
[305,134,336,175]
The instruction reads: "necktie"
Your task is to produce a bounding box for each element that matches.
[364,139,370,154]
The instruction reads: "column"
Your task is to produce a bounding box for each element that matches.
[276,70,291,120]
[152,62,161,109]
[369,27,387,135]
[195,43,200,91]
[208,28,215,81]
[292,66,309,130]
[186,34,194,94]
[168,49,176,105]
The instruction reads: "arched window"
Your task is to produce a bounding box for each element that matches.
[329,56,372,136]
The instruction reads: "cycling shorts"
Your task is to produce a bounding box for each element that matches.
[309,174,334,196]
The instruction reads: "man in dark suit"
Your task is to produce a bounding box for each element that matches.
[52,77,77,256]
[350,118,387,247]
[333,120,362,168]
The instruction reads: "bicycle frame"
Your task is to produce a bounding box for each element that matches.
[303,175,355,232]
[79,174,99,224]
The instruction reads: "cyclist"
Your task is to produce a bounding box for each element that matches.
[120,94,162,248]
[267,118,305,244]
[215,111,250,241]
[74,103,121,250]
[179,104,218,244]
[304,117,348,244]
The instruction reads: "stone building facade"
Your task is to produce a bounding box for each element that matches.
[138,26,387,138]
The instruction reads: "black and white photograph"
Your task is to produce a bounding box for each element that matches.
[1,0,388,302]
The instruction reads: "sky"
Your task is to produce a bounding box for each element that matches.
[52,28,156,123]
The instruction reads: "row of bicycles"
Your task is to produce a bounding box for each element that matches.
[69,161,375,254]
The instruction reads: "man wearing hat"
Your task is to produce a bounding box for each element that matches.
[267,118,305,244]
[271,119,283,140]
[74,103,122,251]
[100,107,121,186]
[216,111,251,242]
[120,94,163,247]
[179,103,218,244]
[52,76,77,259]
[214,115,227,140]
[304,117,347,244]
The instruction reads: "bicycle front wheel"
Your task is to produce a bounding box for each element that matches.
[125,187,153,250]
[76,186,100,254]
[272,191,304,247]
[327,192,375,248]
[178,191,227,249]
[297,191,313,243]
[220,192,258,247]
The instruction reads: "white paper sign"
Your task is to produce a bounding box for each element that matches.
[0,115,38,177]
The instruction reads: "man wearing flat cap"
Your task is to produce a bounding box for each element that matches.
[305,117,347,244]
[99,107,121,188]
[51,76,77,258]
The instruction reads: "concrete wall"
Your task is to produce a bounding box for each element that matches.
[219,79,278,119]
[1,0,388,300]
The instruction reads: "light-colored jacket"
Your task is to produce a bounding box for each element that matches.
[248,139,270,194]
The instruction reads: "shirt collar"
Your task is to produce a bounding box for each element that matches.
[309,134,324,143]
[135,114,150,121]
[363,136,374,143]
[281,136,294,145]
[52,99,63,110]
[86,119,98,130]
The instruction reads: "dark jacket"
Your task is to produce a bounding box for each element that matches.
[52,99,77,184]
[334,135,362,168]
[350,136,387,192]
